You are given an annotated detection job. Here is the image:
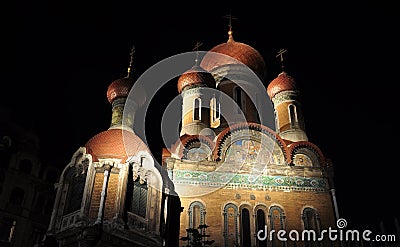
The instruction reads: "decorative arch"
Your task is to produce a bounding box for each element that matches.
[302,207,321,247]
[128,150,163,191]
[172,134,215,160]
[188,201,206,229]
[269,205,286,247]
[288,141,326,167]
[212,122,288,164]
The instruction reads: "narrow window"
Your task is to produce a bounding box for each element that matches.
[235,87,243,113]
[241,208,251,247]
[132,179,148,218]
[193,205,200,227]
[223,203,239,247]
[188,201,205,228]
[210,97,216,121]
[302,207,321,247]
[193,98,201,120]
[64,169,86,215]
[288,104,298,128]
[269,206,286,247]
[210,96,221,128]
[256,209,267,247]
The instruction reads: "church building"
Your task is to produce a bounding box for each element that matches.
[163,26,339,247]
[44,22,339,247]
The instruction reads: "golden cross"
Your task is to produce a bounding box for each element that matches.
[223,13,238,32]
[193,41,202,51]
[193,41,203,65]
[127,44,135,77]
[276,48,287,71]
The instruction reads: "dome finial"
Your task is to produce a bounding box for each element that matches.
[223,13,237,42]
[276,48,288,73]
[193,41,203,66]
[126,44,135,78]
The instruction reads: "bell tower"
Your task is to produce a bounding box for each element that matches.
[177,45,216,137]
[267,49,308,142]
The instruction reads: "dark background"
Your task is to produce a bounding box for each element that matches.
[4,1,399,234]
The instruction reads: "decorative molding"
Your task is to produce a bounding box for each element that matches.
[188,201,206,228]
[173,170,327,191]
[272,91,300,105]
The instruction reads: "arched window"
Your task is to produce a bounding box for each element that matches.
[193,98,201,120]
[223,203,239,247]
[234,87,244,113]
[64,168,87,215]
[19,159,32,174]
[131,178,148,218]
[9,187,24,205]
[240,208,251,247]
[188,201,205,229]
[256,209,267,247]
[269,206,286,247]
[302,207,321,247]
[288,104,298,128]
[210,96,221,127]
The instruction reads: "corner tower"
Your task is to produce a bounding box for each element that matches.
[267,58,308,142]
[177,61,215,137]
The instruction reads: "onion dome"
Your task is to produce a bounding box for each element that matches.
[267,71,297,99]
[106,77,135,103]
[177,65,216,93]
[106,45,146,105]
[200,31,266,79]
[85,128,149,162]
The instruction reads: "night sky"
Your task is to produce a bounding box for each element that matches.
[5,1,400,234]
